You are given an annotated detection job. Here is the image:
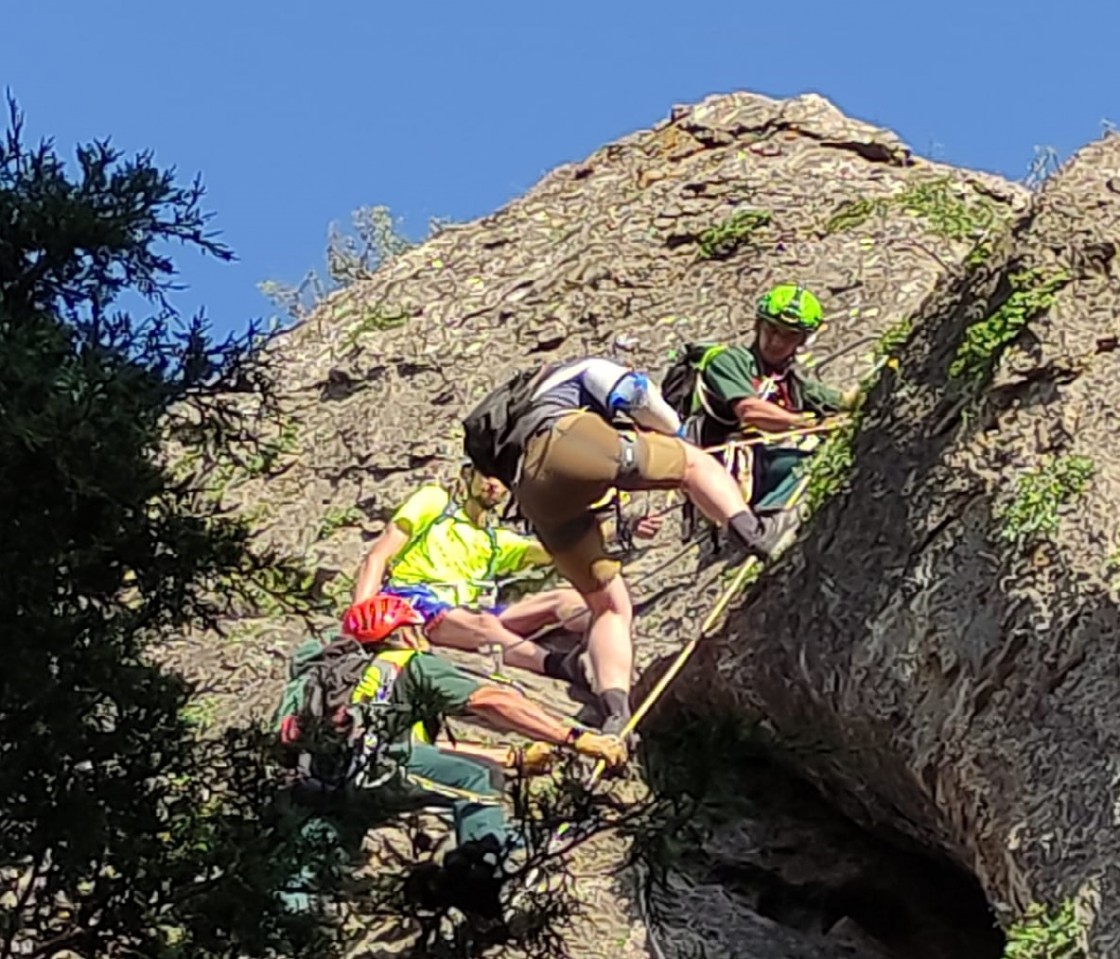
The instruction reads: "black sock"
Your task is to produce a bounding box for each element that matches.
[544,650,576,681]
[727,509,762,549]
[599,687,631,719]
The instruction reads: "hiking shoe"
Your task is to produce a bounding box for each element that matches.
[757,509,801,559]
[728,509,800,562]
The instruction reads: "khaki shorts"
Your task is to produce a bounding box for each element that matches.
[516,411,687,593]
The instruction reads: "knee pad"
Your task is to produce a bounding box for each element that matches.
[589,556,622,589]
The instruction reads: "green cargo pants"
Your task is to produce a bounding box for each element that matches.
[751,446,812,512]
[278,743,507,913]
[389,742,507,847]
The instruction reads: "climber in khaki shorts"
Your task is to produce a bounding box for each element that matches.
[517,409,686,593]
[462,357,799,740]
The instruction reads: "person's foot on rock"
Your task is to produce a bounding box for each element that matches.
[727,508,800,562]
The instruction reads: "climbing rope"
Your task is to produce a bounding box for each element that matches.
[531,467,811,881]
[503,343,902,933]
[591,472,810,789]
[700,415,852,456]
[602,350,894,765]
[581,349,898,936]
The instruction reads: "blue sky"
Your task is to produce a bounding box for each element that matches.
[4,1,1117,340]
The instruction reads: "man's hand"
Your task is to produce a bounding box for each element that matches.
[506,742,557,776]
[630,512,663,541]
[571,730,628,768]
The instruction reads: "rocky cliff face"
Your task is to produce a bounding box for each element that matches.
[166,89,1120,957]
[678,126,1120,957]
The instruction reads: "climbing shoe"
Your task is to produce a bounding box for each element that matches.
[598,688,639,749]
[727,508,800,562]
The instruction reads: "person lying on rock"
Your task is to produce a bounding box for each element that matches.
[460,355,799,738]
[351,458,661,687]
[276,592,626,925]
[681,283,859,512]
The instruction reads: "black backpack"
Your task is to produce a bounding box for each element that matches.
[660,342,729,420]
[461,365,549,485]
[271,631,371,752]
[273,633,430,800]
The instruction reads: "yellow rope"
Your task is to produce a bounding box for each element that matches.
[701,416,851,456]
[583,471,811,789]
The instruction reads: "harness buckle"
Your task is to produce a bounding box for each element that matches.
[617,432,639,479]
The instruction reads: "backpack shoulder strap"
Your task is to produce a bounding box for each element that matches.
[693,344,738,424]
[351,648,417,704]
[356,649,433,744]
[374,648,419,669]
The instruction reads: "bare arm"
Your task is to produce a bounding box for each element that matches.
[465,683,628,769]
[627,382,682,436]
[435,740,514,767]
[733,396,815,433]
[352,523,410,602]
[465,685,573,745]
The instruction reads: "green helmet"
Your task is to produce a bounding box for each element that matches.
[755,284,823,334]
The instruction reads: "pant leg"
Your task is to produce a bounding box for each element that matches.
[754,447,812,511]
[396,743,508,849]
[276,812,356,914]
[517,411,688,593]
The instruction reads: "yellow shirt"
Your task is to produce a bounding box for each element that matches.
[387,486,533,607]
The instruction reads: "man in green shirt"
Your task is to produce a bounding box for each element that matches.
[687,283,858,511]
[278,593,626,926]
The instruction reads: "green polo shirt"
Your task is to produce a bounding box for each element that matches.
[352,649,482,747]
[700,345,846,424]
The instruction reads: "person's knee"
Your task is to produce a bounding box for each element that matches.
[584,575,633,618]
[582,555,623,597]
[680,441,708,474]
[553,587,587,614]
[432,609,505,648]
[681,443,726,488]
[470,610,505,637]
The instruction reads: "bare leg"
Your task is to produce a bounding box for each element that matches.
[677,441,802,557]
[497,587,590,638]
[679,442,754,524]
[581,575,634,699]
[427,608,549,674]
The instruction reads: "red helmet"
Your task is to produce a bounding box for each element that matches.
[342,594,424,644]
